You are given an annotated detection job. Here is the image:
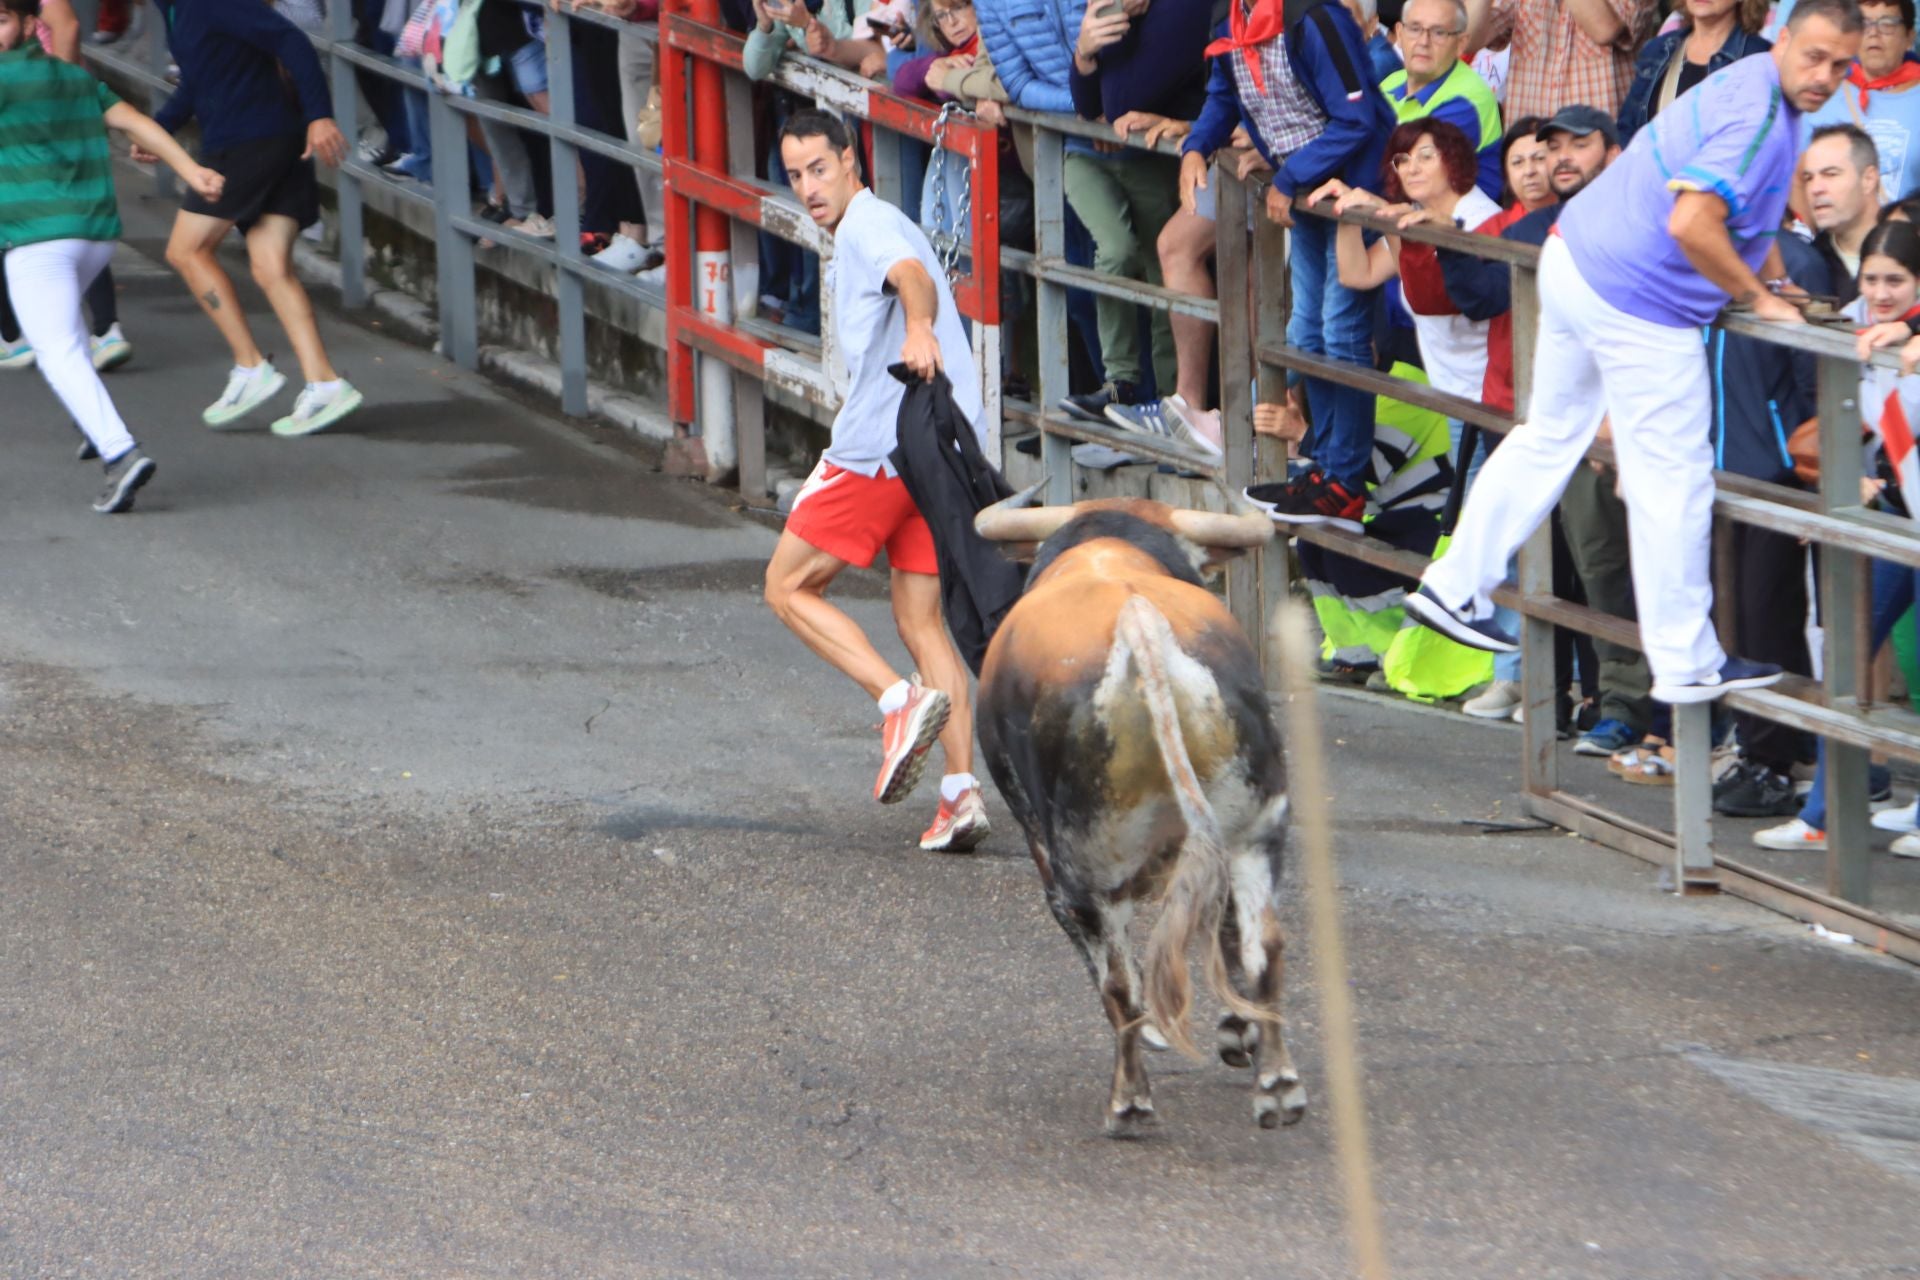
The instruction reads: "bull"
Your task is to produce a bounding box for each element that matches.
[973,489,1307,1136]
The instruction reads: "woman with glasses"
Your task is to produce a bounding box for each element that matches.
[1800,0,1920,202]
[1618,0,1772,147]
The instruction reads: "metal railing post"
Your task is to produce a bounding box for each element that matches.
[1671,703,1720,893]
[546,13,590,416]
[426,80,478,367]
[1816,348,1872,905]
[326,0,367,309]
[1253,189,1292,679]
[1031,123,1073,506]
[724,70,768,500]
[1510,262,1559,800]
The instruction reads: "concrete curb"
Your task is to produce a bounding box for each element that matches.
[289,237,678,449]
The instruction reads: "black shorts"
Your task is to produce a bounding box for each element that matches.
[182,131,319,233]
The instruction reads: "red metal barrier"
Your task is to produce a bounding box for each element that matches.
[659,9,1001,430]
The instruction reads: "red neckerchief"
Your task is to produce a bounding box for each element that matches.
[1856,302,1920,334]
[1848,56,1920,110]
[1204,0,1287,94]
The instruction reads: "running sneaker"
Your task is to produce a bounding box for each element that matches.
[1650,657,1784,705]
[93,447,155,514]
[1751,817,1825,851]
[1105,396,1223,459]
[1257,470,1366,534]
[591,233,650,273]
[0,337,32,370]
[507,213,556,238]
[1403,584,1520,653]
[90,323,132,372]
[1462,679,1521,720]
[920,785,990,853]
[1059,380,1139,425]
[875,678,950,805]
[1574,718,1637,757]
[271,380,365,437]
[204,360,287,428]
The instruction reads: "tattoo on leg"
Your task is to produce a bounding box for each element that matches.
[200,290,220,312]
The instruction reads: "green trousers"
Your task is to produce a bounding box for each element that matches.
[1062,149,1179,393]
[1560,465,1654,733]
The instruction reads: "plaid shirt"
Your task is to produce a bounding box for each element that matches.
[1486,0,1654,122]
[1229,39,1328,162]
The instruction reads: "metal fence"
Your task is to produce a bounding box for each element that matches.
[85,4,1920,960]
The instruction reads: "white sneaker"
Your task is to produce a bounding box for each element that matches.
[203,360,287,427]
[90,322,132,371]
[1871,806,1919,833]
[636,263,668,289]
[0,336,32,370]
[591,233,649,272]
[271,380,364,437]
[1752,817,1825,851]
[1890,833,1920,858]
[507,213,555,238]
[1463,679,1522,720]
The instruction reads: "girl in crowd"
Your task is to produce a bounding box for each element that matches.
[1756,220,1920,855]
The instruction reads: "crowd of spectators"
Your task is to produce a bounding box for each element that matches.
[275,0,1920,852]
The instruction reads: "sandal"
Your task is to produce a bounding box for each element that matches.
[1608,736,1668,777]
[1620,743,1677,786]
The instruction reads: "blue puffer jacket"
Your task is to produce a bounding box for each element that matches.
[1616,25,1771,147]
[976,0,1086,116]
[1182,0,1396,199]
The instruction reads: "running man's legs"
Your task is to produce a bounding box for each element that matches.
[890,567,973,777]
[1423,236,1607,619]
[245,214,338,384]
[5,240,136,461]
[764,531,903,699]
[164,210,265,368]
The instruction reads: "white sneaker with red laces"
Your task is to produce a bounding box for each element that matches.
[874,677,950,804]
[920,785,990,853]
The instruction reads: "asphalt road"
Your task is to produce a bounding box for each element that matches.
[1,188,1918,1279]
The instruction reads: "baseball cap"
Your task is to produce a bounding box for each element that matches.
[1535,105,1620,149]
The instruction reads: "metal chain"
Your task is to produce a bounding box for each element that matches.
[926,101,974,284]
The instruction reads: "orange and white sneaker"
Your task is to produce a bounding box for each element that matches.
[920,786,990,852]
[875,678,950,804]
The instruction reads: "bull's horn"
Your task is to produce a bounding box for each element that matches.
[1166,503,1275,548]
[974,480,1077,543]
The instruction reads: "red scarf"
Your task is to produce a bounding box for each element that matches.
[1204,0,1287,94]
[1848,57,1920,110]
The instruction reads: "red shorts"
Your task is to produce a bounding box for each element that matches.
[786,460,938,575]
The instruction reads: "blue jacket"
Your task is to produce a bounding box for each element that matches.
[1616,26,1771,147]
[976,0,1085,116]
[153,0,333,152]
[1365,30,1399,85]
[1434,201,1554,322]
[1709,232,1826,482]
[1183,0,1396,198]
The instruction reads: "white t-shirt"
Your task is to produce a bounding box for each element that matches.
[825,188,985,476]
[1398,186,1501,403]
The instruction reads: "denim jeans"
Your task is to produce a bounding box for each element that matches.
[1798,556,1918,830]
[1288,213,1378,488]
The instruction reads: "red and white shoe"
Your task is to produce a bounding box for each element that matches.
[875,678,950,805]
[920,786,990,852]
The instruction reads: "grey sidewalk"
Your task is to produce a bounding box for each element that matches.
[0,184,1917,1279]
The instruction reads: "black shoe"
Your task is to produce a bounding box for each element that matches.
[1713,759,1800,817]
[1315,655,1379,685]
[1058,380,1138,424]
[1249,471,1366,533]
[1651,656,1785,704]
[478,200,512,225]
[93,447,154,514]
[1403,584,1519,653]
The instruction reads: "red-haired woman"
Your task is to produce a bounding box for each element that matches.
[1307,117,1499,405]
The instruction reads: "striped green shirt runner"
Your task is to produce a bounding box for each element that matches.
[0,43,123,250]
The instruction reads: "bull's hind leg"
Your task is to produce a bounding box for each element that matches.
[1224,850,1307,1129]
[1047,891,1155,1136]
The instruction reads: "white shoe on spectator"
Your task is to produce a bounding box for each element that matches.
[1752,817,1825,851]
[1890,833,1920,858]
[636,263,668,289]
[1462,679,1521,720]
[508,213,555,238]
[591,234,649,273]
[1871,805,1920,833]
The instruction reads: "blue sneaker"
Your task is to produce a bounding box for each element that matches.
[1574,718,1636,757]
[1651,657,1784,705]
[1403,584,1518,654]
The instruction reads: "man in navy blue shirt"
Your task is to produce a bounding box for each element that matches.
[140,0,362,437]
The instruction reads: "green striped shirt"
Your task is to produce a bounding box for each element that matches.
[0,44,122,250]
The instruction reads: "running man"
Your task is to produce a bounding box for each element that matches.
[138,0,362,437]
[1404,0,1863,705]
[0,0,223,511]
[762,109,990,853]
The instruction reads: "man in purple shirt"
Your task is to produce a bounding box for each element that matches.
[1405,0,1862,705]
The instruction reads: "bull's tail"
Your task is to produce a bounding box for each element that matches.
[1116,595,1271,1061]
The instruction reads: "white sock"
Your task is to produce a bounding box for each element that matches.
[940,772,977,803]
[877,679,911,715]
[307,379,343,397]
[236,362,267,378]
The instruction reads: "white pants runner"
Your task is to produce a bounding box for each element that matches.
[5,238,135,463]
[1423,234,1726,687]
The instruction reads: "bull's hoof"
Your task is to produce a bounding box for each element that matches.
[1254,1078,1308,1129]
[1105,1099,1157,1138]
[1217,1015,1259,1069]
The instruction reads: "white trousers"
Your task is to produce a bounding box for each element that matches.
[5,239,135,463]
[1423,234,1726,687]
